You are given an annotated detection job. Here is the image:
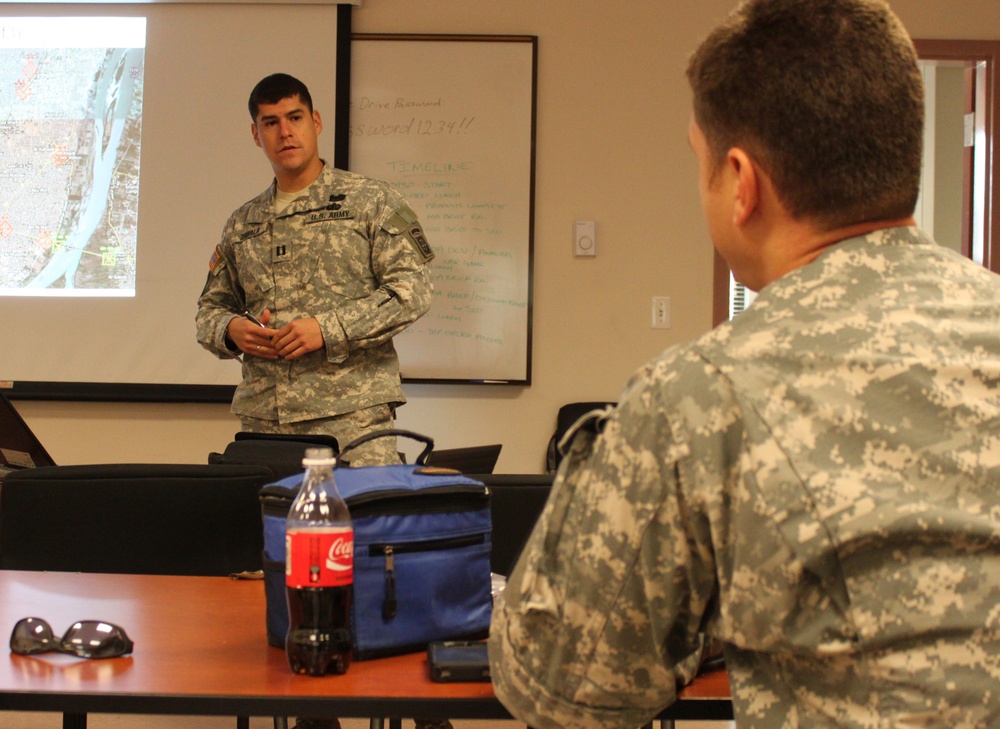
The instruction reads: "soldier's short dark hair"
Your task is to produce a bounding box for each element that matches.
[687,0,924,229]
[248,73,314,122]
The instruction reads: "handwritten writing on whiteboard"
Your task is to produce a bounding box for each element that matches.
[350,37,535,383]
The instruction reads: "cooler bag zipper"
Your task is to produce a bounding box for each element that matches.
[370,534,486,619]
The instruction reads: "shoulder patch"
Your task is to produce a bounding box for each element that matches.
[208,244,223,272]
[383,205,420,234]
[405,223,435,263]
[384,205,434,264]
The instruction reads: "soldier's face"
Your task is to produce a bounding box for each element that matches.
[251,95,323,181]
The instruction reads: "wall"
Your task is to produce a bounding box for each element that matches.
[13,0,1000,473]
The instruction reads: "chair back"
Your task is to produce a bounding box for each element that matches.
[546,401,616,473]
[479,473,553,575]
[0,463,274,576]
[209,432,340,480]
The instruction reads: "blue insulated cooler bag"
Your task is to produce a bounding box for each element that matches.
[260,430,493,660]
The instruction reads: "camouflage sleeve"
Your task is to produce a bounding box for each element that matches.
[195,222,245,361]
[317,197,434,363]
[488,363,716,729]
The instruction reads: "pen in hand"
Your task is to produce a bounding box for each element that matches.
[242,309,264,327]
[241,309,274,358]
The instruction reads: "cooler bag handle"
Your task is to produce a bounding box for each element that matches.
[336,429,435,468]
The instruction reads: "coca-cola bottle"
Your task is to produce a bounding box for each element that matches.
[285,446,353,676]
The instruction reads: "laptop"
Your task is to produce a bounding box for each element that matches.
[425,443,502,475]
[0,392,56,481]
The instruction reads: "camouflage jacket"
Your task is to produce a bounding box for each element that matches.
[489,227,1000,729]
[196,163,434,423]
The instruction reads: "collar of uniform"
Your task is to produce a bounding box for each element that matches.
[274,160,336,214]
[247,161,351,223]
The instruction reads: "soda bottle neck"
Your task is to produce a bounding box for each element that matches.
[289,461,350,526]
[303,464,335,483]
[302,463,338,493]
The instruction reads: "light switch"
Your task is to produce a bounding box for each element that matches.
[574,220,596,256]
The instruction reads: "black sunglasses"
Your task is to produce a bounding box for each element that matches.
[10,617,134,659]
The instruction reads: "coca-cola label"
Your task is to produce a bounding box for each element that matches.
[285,526,354,588]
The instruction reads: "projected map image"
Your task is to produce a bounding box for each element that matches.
[0,18,145,296]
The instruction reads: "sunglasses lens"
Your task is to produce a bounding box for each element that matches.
[10,617,57,655]
[61,621,133,659]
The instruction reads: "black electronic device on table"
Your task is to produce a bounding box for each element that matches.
[428,640,491,682]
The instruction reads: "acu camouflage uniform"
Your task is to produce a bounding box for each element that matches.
[489,227,1000,729]
[196,163,434,427]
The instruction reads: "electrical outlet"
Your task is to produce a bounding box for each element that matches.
[652,296,671,329]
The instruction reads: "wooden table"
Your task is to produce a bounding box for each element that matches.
[0,571,731,728]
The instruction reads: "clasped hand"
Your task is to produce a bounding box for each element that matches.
[229,309,324,361]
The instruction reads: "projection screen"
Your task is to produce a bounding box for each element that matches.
[0,2,349,400]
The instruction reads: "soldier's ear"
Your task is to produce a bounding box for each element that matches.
[728,148,759,227]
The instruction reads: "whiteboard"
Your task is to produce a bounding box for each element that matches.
[349,35,536,385]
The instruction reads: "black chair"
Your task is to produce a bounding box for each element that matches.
[209,432,341,481]
[479,473,554,576]
[545,401,616,474]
